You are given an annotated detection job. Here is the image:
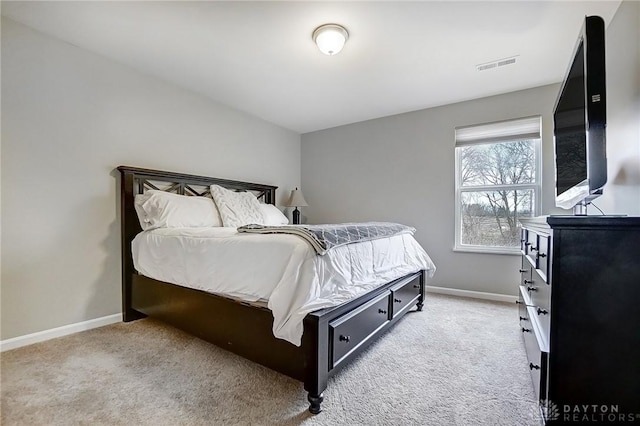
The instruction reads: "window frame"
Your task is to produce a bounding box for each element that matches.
[453,117,542,255]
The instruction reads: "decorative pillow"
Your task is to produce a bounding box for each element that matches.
[134,190,222,230]
[259,204,289,226]
[210,184,264,227]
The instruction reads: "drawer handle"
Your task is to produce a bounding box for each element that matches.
[529,363,540,371]
[537,308,548,316]
[378,309,387,315]
[519,316,528,321]
[522,327,532,333]
[519,269,528,273]
[394,298,402,304]
[413,284,420,289]
[515,300,522,305]
[339,335,351,343]
[525,242,531,246]
[538,253,547,258]
[527,286,538,292]
[523,280,533,284]
[530,246,538,252]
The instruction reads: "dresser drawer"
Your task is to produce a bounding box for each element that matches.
[518,291,531,327]
[527,269,550,313]
[521,315,548,402]
[525,230,538,266]
[390,276,421,318]
[520,228,528,253]
[518,284,550,350]
[520,256,532,287]
[532,301,550,340]
[534,235,550,283]
[330,291,391,368]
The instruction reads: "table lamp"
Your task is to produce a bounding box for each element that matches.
[285,188,308,225]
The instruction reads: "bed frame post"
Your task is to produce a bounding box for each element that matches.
[118,167,146,322]
[302,313,329,414]
[416,269,426,311]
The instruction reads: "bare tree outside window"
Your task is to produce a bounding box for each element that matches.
[457,139,539,250]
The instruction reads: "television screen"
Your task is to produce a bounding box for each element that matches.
[554,42,587,197]
[553,16,607,211]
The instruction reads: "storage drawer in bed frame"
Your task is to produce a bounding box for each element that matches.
[391,276,422,318]
[328,274,422,369]
[329,291,391,369]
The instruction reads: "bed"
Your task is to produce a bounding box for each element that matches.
[118,166,435,414]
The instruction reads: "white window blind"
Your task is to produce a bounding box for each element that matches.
[453,115,542,254]
[455,115,541,146]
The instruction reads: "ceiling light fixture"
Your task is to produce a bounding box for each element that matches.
[312,24,349,56]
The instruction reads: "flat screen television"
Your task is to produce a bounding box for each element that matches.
[553,15,607,213]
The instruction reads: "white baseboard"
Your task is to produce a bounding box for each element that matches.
[426,285,517,303]
[1,288,513,351]
[0,313,122,352]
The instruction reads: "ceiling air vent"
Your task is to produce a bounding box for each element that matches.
[477,56,518,72]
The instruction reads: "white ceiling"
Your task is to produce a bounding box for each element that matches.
[1,1,621,134]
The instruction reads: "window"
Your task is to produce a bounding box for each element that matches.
[454,116,541,254]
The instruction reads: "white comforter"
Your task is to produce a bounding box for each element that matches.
[132,227,436,346]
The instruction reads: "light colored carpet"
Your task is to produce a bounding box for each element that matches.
[1,294,540,425]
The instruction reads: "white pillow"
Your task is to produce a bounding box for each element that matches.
[260,204,289,226]
[134,190,222,230]
[210,184,264,227]
[134,192,154,230]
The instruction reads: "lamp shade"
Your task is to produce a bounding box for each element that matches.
[285,188,308,207]
[312,24,349,56]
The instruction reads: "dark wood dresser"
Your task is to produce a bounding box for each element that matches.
[518,216,640,424]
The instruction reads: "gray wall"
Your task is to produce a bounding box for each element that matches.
[599,0,640,215]
[1,19,301,340]
[302,85,561,296]
[301,0,640,296]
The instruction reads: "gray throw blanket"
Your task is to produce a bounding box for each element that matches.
[237,222,416,255]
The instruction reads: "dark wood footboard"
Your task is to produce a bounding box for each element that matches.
[130,269,425,413]
[302,270,425,412]
[117,166,426,413]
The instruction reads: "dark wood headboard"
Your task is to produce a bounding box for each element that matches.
[117,166,277,321]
